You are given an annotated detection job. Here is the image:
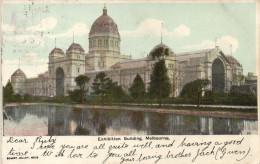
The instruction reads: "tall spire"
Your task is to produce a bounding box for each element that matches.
[103,3,107,15]
[18,59,21,69]
[73,31,74,43]
[55,38,56,48]
[215,37,217,47]
[161,22,163,44]
[35,65,37,75]
[230,44,233,56]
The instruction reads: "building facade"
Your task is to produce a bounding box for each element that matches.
[10,6,244,97]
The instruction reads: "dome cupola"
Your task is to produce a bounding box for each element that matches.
[89,5,121,55]
[67,43,85,53]
[89,6,119,35]
[149,43,174,57]
[12,68,26,78]
[50,47,65,56]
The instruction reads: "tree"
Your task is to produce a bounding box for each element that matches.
[149,47,171,107]
[92,72,111,104]
[107,82,126,103]
[226,73,245,105]
[233,74,245,86]
[23,94,32,102]
[68,89,82,103]
[13,93,23,102]
[148,59,171,107]
[129,74,146,103]
[180,79,210,107]
[150,47,169,60]
[239,75,245,85]
[75,75,90,103]
[3,80,14,102]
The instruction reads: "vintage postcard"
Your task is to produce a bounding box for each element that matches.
[1,0,259,163]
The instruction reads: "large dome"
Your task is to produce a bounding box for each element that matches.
[149,43,174,56]
[67,43,84,53]
[89,7,119,35]
[12,68,26,77]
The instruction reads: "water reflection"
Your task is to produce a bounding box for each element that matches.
[3,105,258,136]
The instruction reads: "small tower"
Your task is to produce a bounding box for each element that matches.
[11,68,27,95]
[65,43,86,90]
[48,38,65,68]
[66,43,86,76]
[48,47,65,79]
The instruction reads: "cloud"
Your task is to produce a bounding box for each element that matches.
[120,18,190,37]
[173,25,190,37]
[3,17,57,33]
[181,40,215,50]
[3,24,16,32]
[3,19,88,46]
[180,35,239,54]
[3,34,45,46]
[4,52,48,66]
[23,53,48,65]
[46,23,89,38]
[26,17,57,32]
[2,17,57,46]
[2,53,48,85]
[24,53,37,64]
[216,36,239,54]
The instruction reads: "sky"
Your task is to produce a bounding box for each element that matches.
[1,2,257,85]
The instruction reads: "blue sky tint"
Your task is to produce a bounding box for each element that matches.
[2,2,256,85]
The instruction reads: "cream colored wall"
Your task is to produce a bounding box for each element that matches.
[24,77,48,96]
[11,76,26,95]
[89,34,120,55]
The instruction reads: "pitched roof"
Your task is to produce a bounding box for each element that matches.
[175,49,213,62]
[38,71,49,78]
[111,58,147,69]
[225,55,241,66]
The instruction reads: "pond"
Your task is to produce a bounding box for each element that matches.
[3,104,258,136]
